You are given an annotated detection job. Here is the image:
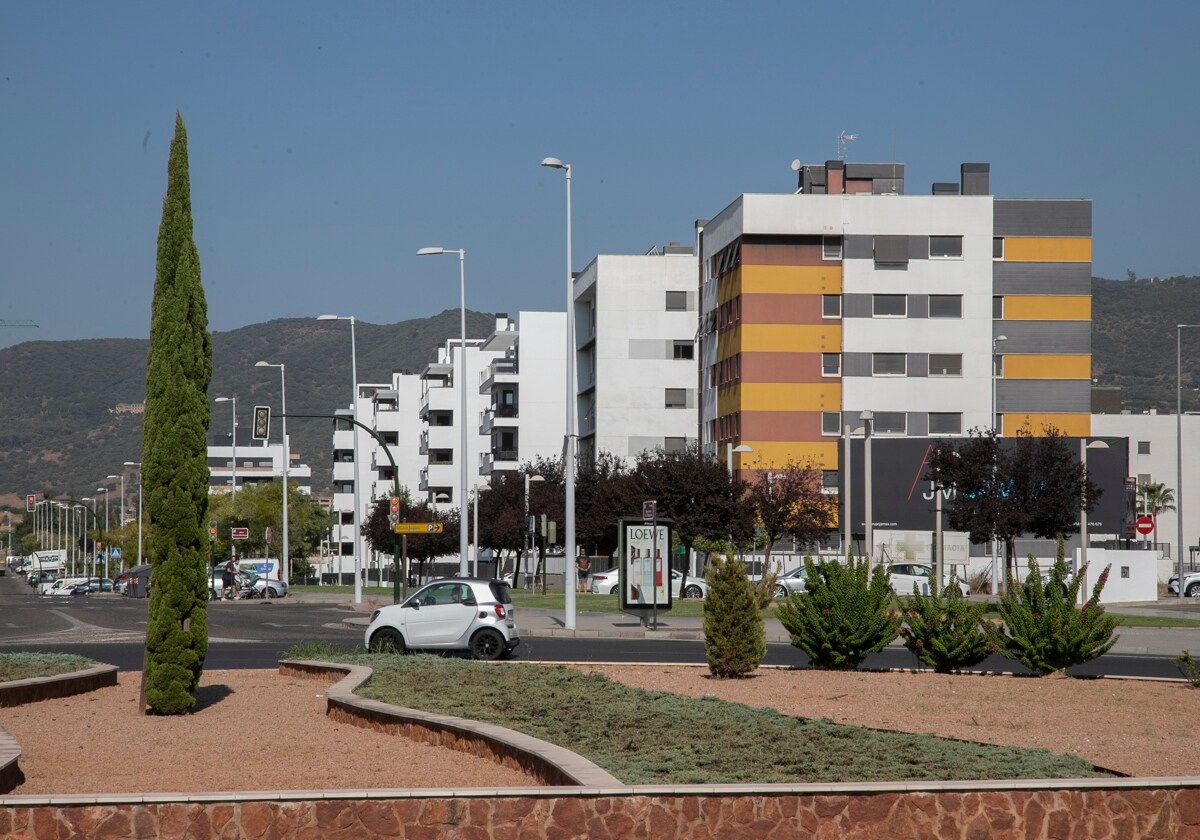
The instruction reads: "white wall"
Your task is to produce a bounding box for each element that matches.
[514,311,566,465]
[1075,548,1159,604]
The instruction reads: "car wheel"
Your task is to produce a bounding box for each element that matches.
[1187,583,1200,599]
[265,586,278,598]
[775,584,788,599]
[682,584,703,599]
[209,588,218,601]
[470,628,505,661]
[370,627,406,653]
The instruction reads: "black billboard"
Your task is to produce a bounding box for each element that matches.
[839,436,1130,535]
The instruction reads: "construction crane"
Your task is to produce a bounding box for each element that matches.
[0,320,38,329]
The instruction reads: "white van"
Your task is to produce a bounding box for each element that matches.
[44,577,86,596]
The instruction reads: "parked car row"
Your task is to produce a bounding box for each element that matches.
[587,567,709,599]
[751,562,971,599]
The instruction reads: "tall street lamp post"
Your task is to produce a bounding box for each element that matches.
[214,396,237,498]
[541,156,577,628]
[125,462,142,567]
[472,484,490,578]
[317,314,363,604]
[725,442,752,478]
[256,361,290,584]
[860,410,874,568]
[109,474,124,527]
[522,473,545,588]
[1178,325,1200,601]
[1079,438,1110,604]
[416,247,471,576]
[82,498,96,577]
[991,335,1007,594]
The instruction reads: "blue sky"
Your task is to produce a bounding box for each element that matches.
[2,1,1197,349]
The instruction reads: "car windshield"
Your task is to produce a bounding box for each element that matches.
[488,581,511,604]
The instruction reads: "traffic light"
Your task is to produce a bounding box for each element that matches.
[388,496,400,525]
[26,494,35,511]
[208,520,217,542]
[252,406,271,441]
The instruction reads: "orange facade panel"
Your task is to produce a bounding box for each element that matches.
[740,410,824,441]
[740,352,830,383]
[741,294,826,324]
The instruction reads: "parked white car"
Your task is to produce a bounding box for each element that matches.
[46,577,87,596]
[1167,571,1200,598]
[588,567,707,599]
[886,563,970,597]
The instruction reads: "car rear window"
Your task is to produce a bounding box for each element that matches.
[489,581,512,604]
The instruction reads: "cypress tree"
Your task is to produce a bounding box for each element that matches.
[703,553,766,678]
[142,113,212,714]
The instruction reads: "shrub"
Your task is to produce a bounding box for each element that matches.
[1174,651,1200,687]
[750,566,778,610]
[899,580,994,673]
[987,543,1119,676]
[703,553,766,678]
[775,555,901,670]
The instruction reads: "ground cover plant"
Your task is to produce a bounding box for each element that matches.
[337,653,1110,784]
[0,652,95,682]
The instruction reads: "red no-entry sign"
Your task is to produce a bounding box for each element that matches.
[1135,515,1154,536]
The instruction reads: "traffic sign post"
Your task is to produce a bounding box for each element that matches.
[230,527,250,540]
[1135,515,1154,537]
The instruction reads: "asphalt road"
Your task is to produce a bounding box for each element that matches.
[0,574,1187,679]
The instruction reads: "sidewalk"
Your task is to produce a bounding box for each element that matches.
[335,599,1200,657]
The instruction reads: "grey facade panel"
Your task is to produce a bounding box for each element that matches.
[908,413,929,437]
[874,235,909,264]
[932,182,960,195]
[627,339,667,360]
[996,380,1091,413]
[872,178,904,194]
[908,353,929,377]
[993,262,1092,295]
[994,200,1092,237]
[843,352,872,377]
[845,163,906,179]
[961,163,990,196]
[908,294,929,318]
[843,294,873,318]
[908,235,929,260]
[844,235,873,259]
[994,321,1090,354]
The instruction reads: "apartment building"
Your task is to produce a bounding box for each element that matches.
[699,161,1093,481]
[574,245,700,463]
[477,311,566,475]
[207,432,312,497]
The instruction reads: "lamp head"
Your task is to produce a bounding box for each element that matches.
[416,247,445,256]
[859,409,874,421]
[527,474,546,484]
[731,444,753,454]
[541,157,566,169]
[316,314,342,321]
[215,397,233,404]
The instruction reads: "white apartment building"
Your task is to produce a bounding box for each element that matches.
[573,245,700,463]
[207,435,312,497]
[326,383,389,581]
[477,311,567,475]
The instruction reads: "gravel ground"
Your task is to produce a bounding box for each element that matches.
[1,663,1196,795]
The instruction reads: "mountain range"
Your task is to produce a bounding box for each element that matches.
[1,276,1198,506]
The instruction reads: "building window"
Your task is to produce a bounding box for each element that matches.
[821,412,841,435]
[822,470,839,490]
[994,354,1004,378]
[1137,441,1151,455]
[672,340,694,360]
[664,436,688,453]
[821,353,841,376]
[929,236,963,259]
[872,353,906,376]
[873,412,907,435]
[993,237,1004,260]
[822,236,842,260]
[873,235,909,265]
[928,412,963,435]
[665,291,688,311]
[873,294,907,317]
[928,354,963,376]
[822,294,842,318]
[993,296,1004,319]
[928,295,962,318]
[665,388,688,409]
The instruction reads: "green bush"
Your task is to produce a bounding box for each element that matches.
[899,580,994,673]
[750,566,778,609]
[775,555,901,670]
[703,553,766,678]
[1173,651,1200,687]
[987,544,1119,676]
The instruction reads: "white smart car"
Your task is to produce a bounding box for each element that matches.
[364,577,519,661]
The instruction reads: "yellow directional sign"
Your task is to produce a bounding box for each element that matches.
[392,522,443,534]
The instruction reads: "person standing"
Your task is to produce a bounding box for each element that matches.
[575,550,591,594]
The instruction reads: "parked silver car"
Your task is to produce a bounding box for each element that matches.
[365,577,519,661]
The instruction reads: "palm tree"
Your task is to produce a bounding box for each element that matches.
[1137,482,1176,546]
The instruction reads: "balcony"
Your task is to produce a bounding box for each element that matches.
[480,448,519,475]
[479,358,518,392]
[479,404,519,434]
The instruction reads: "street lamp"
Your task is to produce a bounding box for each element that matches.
[523,473,545,589]
[541,156,578,628]
[214,396,237,498]
[416,247,471,576]
[256,360,289,584]
[108,474,123,527]
[859,410,874,567]
[124,462,142,567]
[82,498,96,577]
[1178,325,1200,601]
[990,335,1007,593]
[1079,438,1110,603]
[991,335,1007,434]
[472,484,490,578]
[725,443,753,478]
[317,314,363,605]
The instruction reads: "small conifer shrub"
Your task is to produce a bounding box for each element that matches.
[703,553,766,678]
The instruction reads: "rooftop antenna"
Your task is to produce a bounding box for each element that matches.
[837,131,858,161]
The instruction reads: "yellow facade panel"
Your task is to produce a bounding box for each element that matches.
[1000,413,1091,437]
[1003,237,1091,263]
[740,324,842,353]
[716,327,742,361]
[741,440,838,470]
[1003,355,1091,380]
[740,264,842,296]
[719,382,841,415]
[717,268,742,306]
[1003,296,1091,321]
